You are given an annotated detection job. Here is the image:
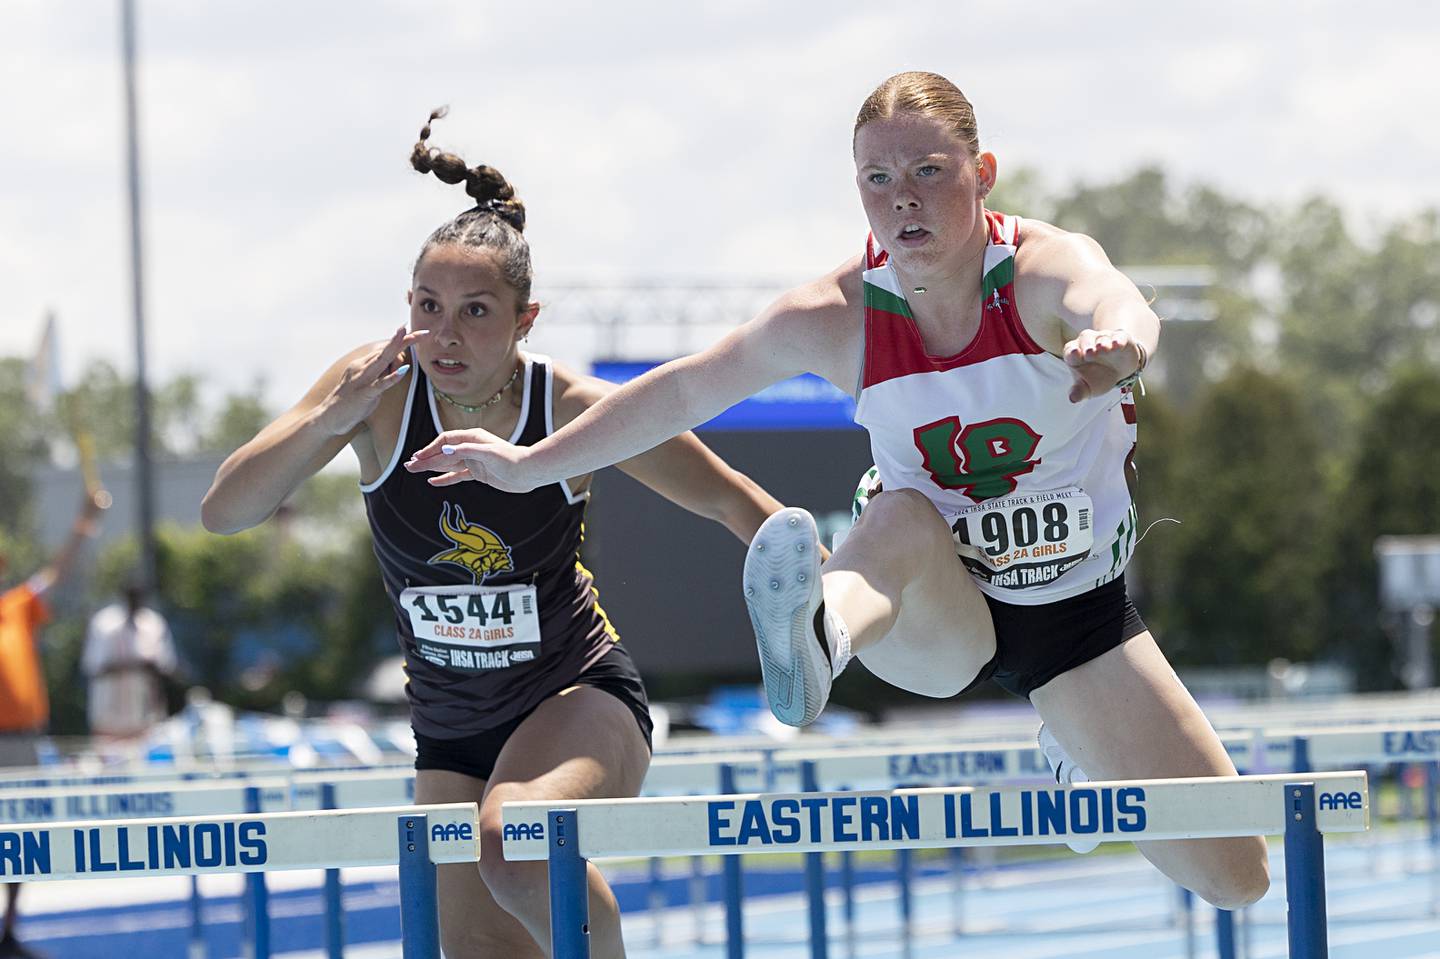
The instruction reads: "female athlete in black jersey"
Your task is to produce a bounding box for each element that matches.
[202,108,788,959]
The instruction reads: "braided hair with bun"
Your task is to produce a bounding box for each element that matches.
[410,107,532,304]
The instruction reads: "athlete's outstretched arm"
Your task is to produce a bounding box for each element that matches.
[547,368,785,543]
[201,327,424,534]
[405,285,834,493]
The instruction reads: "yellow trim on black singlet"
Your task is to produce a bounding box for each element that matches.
[574,559,621,644]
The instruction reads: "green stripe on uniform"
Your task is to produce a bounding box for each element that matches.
[1107,505,1138,575]
[981,256,1014,301]
[864,281,913,318]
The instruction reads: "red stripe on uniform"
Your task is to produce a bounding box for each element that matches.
[861,211,1046,389]
[988,211,1007,244]
[862,302,1046,388]
[985,213,1049,357]
[866,233,888,270]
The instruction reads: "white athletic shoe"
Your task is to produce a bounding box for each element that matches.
[1037,723,1100,854]
[743,507,850,727]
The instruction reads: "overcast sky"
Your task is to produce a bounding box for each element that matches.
[3,0,1438,411]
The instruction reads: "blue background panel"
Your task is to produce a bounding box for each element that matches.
[591,361,859,431]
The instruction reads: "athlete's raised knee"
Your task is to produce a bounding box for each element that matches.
[853,488,952,547]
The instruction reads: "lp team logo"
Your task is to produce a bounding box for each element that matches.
[1318,791,1364,811]
[430,503,515,582]
[502,821,545,842]
[430,822,475,843]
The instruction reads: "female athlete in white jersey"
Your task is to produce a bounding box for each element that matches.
[405,73,1269,909]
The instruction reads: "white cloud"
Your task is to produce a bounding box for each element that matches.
[1,0,1438,411]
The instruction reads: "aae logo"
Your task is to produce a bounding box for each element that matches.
[430,822,475,843]
[502,821,545,842]
[1318,791,1364,811]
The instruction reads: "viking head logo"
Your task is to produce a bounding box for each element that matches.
[429,503,514,582]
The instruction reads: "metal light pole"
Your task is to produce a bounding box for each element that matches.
[120,0,157,590]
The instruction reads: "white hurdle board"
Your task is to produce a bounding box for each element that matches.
[1274,721,1440,765]
[767,740,1057,790]
[0,778,294,823]
[0,802,479,881]
[640,752,772,795]
[690,731,1264,794]
[288,769,416,810]
[502,771,1368,860]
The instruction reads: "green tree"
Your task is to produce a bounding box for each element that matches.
[1125,386,1186,627]
[0,357,51,538]
[89,519,387,721]
[56,360,139,461]
[1160,368,1329,665]
[203,379,272,455]
[1323,363,1440,688]
[54,361,275,460]
[988,166,1053,222]
[1269,202,1440,453]
[1046,167,1270,272]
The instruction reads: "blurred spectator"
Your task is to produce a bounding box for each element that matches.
[0,492,103,959]
[82,582,178,740]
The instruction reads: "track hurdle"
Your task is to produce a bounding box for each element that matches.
[635,734,1260,957]
[0,766,426,959]
[766,740,1052,957]
[0,757,416,793]
[1273,722,1440,930]
[0,802,478,959]
[0,777,300,958]
[504,771,1369,959]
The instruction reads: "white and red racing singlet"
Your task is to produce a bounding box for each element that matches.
[853,211,1138,605]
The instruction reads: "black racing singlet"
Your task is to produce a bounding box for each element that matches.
[361,354,616,738]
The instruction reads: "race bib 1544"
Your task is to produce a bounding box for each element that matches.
[401,584,541,673]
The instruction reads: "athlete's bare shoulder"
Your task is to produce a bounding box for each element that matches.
[1014,217,1113,282]
[772,253,863,324]
[755,253,864,389]
[548,359,612,429]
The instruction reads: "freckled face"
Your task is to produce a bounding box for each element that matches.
[408,245,533,391]
[854,113,989,273]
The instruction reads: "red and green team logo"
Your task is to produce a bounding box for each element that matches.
[913,416,1041,501]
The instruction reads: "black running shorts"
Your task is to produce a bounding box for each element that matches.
[963,575,1149,699]
[413,643,653,781]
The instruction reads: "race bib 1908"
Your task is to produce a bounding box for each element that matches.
[950,488,1094,590]
[400,584,541,672]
